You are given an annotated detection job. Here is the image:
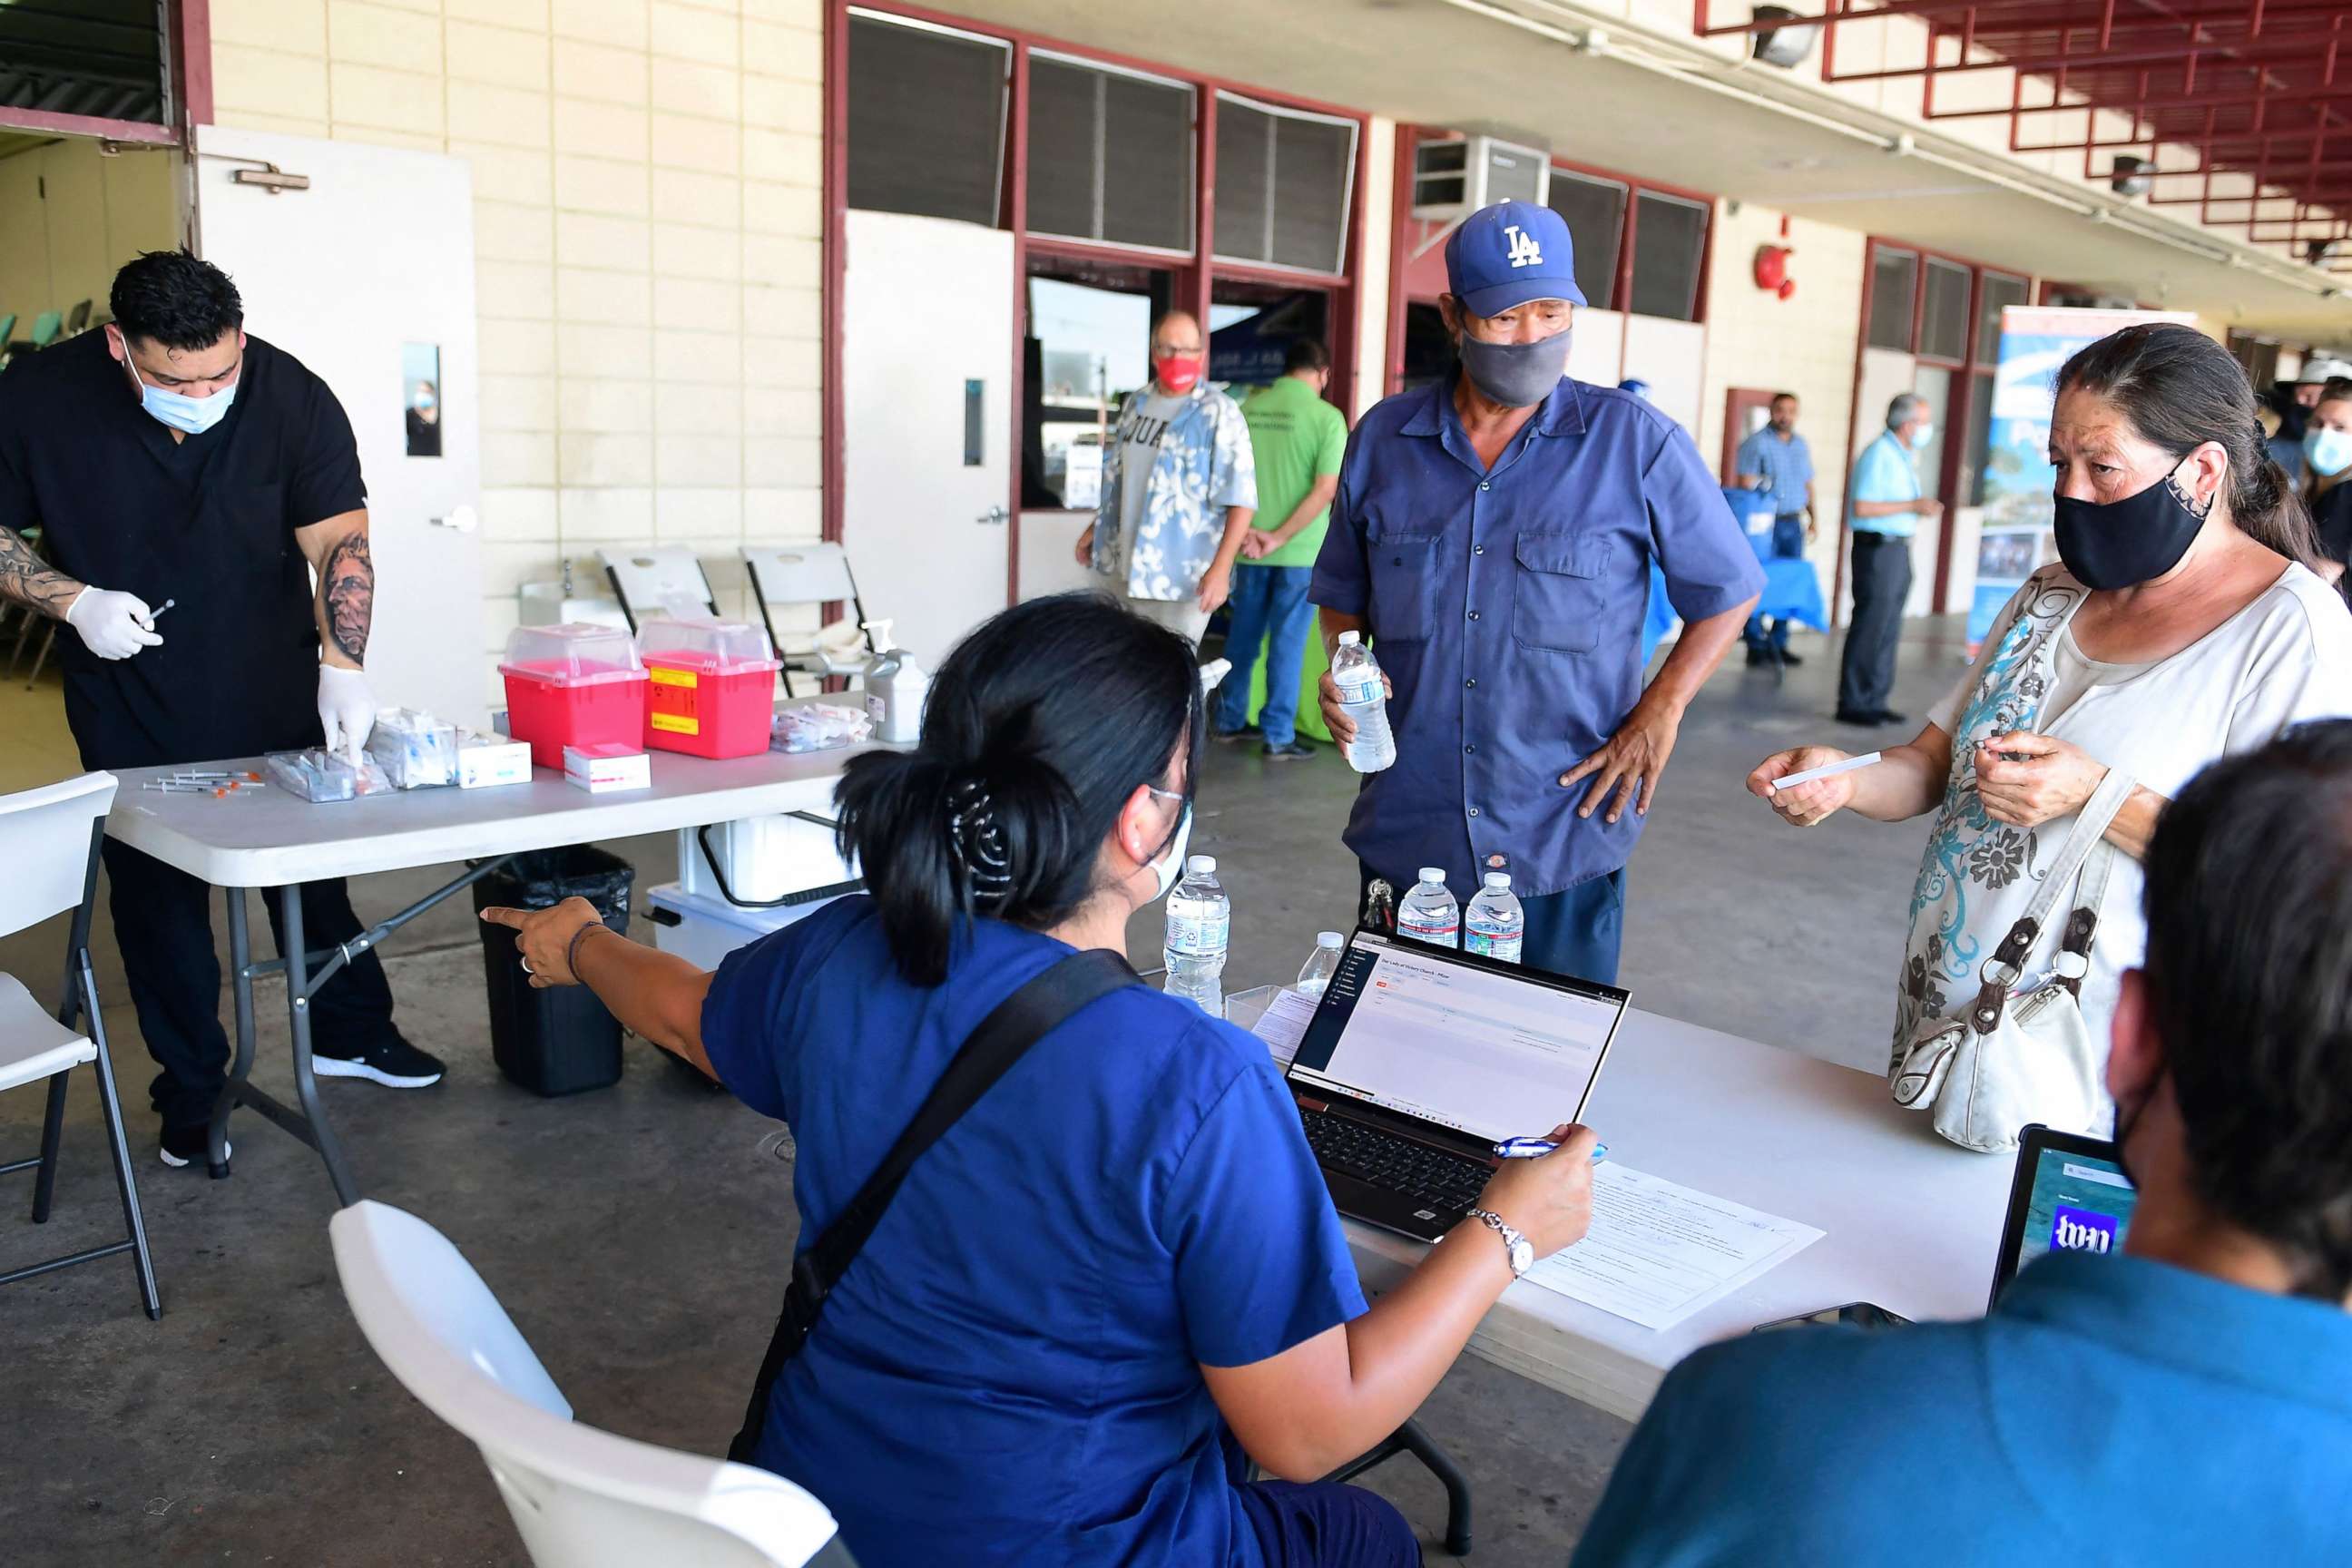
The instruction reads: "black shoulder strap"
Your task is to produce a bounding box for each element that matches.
[728,946,1141,1462]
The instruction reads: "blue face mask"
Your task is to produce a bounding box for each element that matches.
[2305,426,2352,478]
[120,339,240,435]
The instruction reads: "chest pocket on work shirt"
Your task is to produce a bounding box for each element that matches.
[1513,532,1611,653]
[1366,527,1439,643]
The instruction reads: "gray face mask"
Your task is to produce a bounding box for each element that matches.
[1457,329,1572,407]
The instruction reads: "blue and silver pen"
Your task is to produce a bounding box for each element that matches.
[1493,1137,1607,1162]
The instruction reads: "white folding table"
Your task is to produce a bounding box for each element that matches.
[1340,1007,2017,1421]
[105,745,863,1205]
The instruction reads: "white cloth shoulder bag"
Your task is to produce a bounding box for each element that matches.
[1890,768,2136,1153]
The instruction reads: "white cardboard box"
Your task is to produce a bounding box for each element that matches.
[564,743,652,793]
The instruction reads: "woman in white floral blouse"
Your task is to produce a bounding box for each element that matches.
[1749,324,2352,1129]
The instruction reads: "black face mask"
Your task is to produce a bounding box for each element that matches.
[2052,460,2211,590]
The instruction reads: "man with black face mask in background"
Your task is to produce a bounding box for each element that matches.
[1309,201,1760,983]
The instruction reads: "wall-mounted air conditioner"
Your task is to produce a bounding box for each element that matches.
[1412,135,1551,221]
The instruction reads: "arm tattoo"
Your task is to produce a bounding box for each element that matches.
[0,523,84,620]
[323,530,374,665]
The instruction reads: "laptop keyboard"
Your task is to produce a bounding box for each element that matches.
[1298,1108,1492,1212]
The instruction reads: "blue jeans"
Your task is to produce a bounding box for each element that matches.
[1359,865,1627,985]
[1743,514,1808,654]
[1216,564,1317,747]
[1236,1479,1419,1567]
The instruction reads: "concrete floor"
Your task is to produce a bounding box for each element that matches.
[0,616,1974,1566]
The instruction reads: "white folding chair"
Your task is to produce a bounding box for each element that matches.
[0,772,160,1319]
[329,1200,853,1568]
[597,546,720,631]
[740,544,876,698]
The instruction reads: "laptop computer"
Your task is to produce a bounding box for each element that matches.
[1285,928,1630,1242]
[1988,1122,2140,1308]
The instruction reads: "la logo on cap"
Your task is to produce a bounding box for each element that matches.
[1504,224,1544,270]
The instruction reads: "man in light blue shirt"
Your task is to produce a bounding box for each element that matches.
[1733,391,1814,665]
[1573,724,2352,1568]
[1836,393,1940,727]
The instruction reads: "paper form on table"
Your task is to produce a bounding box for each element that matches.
[1520,1163,1824,1331]
[1248,987,1320,1071]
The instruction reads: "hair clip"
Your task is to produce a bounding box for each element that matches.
[947,776,1014,909]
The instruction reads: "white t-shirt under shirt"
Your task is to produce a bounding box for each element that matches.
[1109,391,1188,581]
[1902,563,2352,1080]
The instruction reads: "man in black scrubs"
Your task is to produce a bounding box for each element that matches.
[0,251,443,1169]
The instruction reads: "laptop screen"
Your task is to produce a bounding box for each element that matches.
[1288,930,1628,1143]
[1992,1128,2139,1303]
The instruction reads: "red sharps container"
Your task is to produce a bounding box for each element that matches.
[500,623,651,770]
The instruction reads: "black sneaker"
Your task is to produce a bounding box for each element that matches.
[1778,650,1806,667]
[1745,647,1773,667]
[1263,740,1316,761]
[1835,708,1888,727]
[1873,708,1909,726]
[313,1037,446,1088]
[1214,723,1261,744]
[159,1125,229,1169]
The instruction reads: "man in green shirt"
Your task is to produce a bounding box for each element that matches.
[1216,338,1348,758]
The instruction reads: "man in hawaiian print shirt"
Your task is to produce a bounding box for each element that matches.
[1075,311,1257,642]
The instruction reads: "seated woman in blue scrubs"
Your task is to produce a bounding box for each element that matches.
[483,593,1598,1568]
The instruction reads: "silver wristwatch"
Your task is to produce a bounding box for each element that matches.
[1466,1208,1534,1278]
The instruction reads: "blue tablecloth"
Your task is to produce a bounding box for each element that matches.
[1642,487,1828,665]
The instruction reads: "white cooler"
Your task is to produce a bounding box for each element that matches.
[679,812,859,906]
[645,880,847,970]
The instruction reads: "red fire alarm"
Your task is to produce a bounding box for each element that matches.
[1754,243,1797,300]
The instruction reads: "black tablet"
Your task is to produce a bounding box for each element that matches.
[1989,1123,2139,1308]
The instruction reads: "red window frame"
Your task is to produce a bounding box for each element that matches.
[826,2,1373,603]
[1844,236,2032,614]
[0,0,207,145]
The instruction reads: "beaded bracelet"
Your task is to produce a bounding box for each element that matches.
[566,919,607,981]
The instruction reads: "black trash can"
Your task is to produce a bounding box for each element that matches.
[471,847,635,1097]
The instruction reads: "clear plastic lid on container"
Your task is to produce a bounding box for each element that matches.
[499,622,647,686]
[632,615,779,672]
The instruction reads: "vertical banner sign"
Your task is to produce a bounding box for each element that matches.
[1973,306,2198,649]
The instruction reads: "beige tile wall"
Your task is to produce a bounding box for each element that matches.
[207,0,827,654]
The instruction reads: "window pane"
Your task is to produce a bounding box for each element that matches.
[1025,58,1099,241]
[1975,272,2027,363]
[1099,72,1192,251]
[1025,265,1171,509]
[1867,248,1917,351]
[1209,282,1329,392]
[1269,114,1353,273]
[1921,258,1970,361]
[1965,372,1997,506]
[1213,99,1273,264]
[1544,172,1625,309]
[1629,191,1708,322]
[846,16,1008,226]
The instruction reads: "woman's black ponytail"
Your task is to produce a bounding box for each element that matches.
[832,593,1202,985]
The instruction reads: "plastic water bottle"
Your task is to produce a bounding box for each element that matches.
[1295,931,1345,997]
[1163,856,1230,1014]
[1330,632,1396,773]
[1396,868,1460,948]
[1465,873,1525,965]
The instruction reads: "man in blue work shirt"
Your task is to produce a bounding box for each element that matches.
[1837,391,1940,727]
[1733,391,1814,666]
[1572,725,2352,1567]
[1310,201,1761,985]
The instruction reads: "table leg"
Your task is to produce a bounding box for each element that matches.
[279,885,361,1207]
[209,887,258,1180]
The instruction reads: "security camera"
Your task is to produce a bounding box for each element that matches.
[1752,5,1821,69]
[2111,156,2153,198]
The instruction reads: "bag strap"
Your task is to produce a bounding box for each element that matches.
[1965,769,2137,1034]
[727,946,1141,1462]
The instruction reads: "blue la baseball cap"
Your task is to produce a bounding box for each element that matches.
[1446,200,1586,317]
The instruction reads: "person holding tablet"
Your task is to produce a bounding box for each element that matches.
[1573,723,2352,1565]
[484,593,1600,1568]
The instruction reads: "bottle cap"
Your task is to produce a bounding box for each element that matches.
[1187,855,1216,874]
[1418,867,1445,884]
[1484,873,1511,889]
[1317,930,1344,948]
[1338,630,1362,645]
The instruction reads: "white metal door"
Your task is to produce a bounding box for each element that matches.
[842,210,1013,668]
[193,125,487,726]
